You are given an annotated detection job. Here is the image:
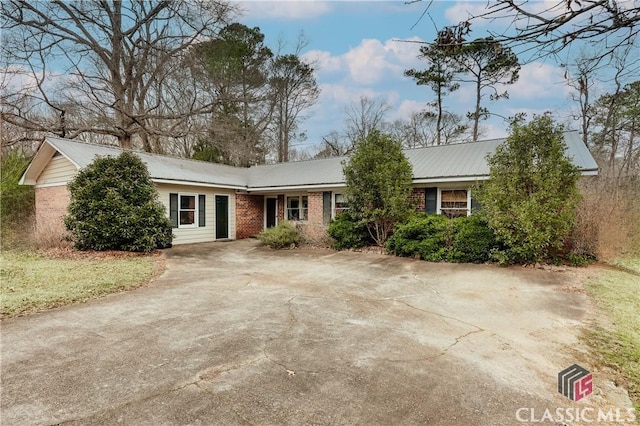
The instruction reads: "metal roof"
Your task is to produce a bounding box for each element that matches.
[248,131,598,189]
[25,131,598,190]
[44,137,248,188]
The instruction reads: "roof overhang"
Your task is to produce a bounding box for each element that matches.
[580,169,599,176]
[152,178,246,191]
[19,140,80,185]
[246,183,347,193]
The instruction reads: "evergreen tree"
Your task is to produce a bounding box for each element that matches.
[474,115,580,263]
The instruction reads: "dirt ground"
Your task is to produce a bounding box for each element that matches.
[0,239,634,425]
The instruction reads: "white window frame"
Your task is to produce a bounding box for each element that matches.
[178,192,199,228]
[332,193,350,218]
[285,195,308,222]
[437,188,471,218]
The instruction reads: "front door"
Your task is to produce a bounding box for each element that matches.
[215,195,229,239]
[266,197,277,228]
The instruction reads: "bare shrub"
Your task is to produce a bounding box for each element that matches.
[29,221,71,251]
[298,223,333,248]
[573,175,640,260]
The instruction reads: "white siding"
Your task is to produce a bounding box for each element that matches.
[36,155,77,186]
[156,183,236,245]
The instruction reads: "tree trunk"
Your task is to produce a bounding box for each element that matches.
[473,78,481,142]
[436,81,443,146]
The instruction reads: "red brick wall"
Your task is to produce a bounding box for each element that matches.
[236,194,264,239]
[35,186,70,236]
[307,192,324,227]
[410,188,426,212]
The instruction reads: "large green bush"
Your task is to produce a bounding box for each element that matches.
[387,213,498,263]
[327,212,371,250]
[473,116,581,264]
[343,131,414,246]
[258,221,300,249]
[448,215,498,263]
[64,152,173,252]
[386,214,451,261]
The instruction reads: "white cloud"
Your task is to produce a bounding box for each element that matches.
[238,1,332,21]
[305,37,425,86]
[302,50,343,75]
[509,62,571,99]
[391,99,425,121]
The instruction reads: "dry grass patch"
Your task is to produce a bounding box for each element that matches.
[1,250,162,318]
[583,258,640,409]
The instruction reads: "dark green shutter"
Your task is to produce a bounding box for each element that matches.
[323,191,332,225]
[425,187,437,214]
[170,193,178,228]
[198,194,206,227]
[470,194,481,213]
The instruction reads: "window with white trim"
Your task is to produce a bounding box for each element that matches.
[440,189,469,218]
[286,195,308,221]
[179,193,198,227]
[333,193,349,217]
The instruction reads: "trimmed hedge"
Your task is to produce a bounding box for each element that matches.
[327,212,372,250]
[386,213,498,263]
[386,214,450,261]
[258,221,300,249]
[448,215,498,263]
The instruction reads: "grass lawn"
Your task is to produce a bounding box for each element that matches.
[583,257,640,410]
[1,250,161,318]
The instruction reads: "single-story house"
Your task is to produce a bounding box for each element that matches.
[20,132,598,245]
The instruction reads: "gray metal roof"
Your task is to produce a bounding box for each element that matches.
[34,131,598,190]
[248,131,598,189]
[248,157,345,189]
[45,137,248,188]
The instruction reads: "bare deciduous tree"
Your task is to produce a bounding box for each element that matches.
[411,0,640,63]
[344,96,391,144]
[388,111,470,148]
[1,0,235,149]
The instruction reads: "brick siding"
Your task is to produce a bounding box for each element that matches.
[35,186,70,237]
[410,188,426,213]
[235,194,264,239]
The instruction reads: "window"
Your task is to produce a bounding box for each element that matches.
[333,193,349,217]
[286,195,308,221]
[440,189,469,218]
[179,194,197,227]
[170,193,205,228]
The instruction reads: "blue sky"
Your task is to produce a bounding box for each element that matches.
[239,1,583,153]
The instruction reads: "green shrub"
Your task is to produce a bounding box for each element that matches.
[1,150,35,247]
[386,214,451,261]
[448,215,498,263]
[387,213,498,263]
[258,221,300,249]
[327,212,371,250]
[343,131,414,246]
[64,152,173,252]
[473,116,581,264]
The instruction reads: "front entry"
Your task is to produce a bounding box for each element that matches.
[265,197,277,228]
[215,195,229,239]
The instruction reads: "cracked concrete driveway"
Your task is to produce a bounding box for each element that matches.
[0,240,616,425]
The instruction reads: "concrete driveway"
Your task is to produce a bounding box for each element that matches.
[0,240,622,425]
